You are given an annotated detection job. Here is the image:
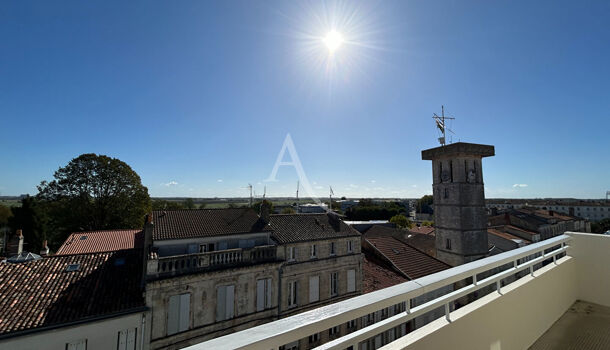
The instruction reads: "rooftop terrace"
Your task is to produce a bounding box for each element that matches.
[186,232,610,350]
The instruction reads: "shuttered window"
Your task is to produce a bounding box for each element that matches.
[309,276,319,303]
[256,278,272,311]
[330,272,338,296]
[347,269,356,293]
[66,339,87,350]
[168,293,190,335]
[288,281,297,307]
[117,328,137,350]
[216,285,235,321]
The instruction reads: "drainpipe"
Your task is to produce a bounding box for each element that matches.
[140,313,146,350]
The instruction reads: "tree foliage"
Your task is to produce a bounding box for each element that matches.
[345,199,406,221]
[389,214,413,229]
[416,195,434,214]
[36,154,151,248]
[591,218,610,234]
[0,204,12,227]
[252,200,273,214]
[8,196,51,252]
[281,207,296,214]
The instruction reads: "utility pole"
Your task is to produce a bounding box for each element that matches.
[248,184,253,207]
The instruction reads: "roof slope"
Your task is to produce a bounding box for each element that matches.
[364,235,449,280]
[0,250,145,336]
[56,229,142,255]
[268,213,360,244]
[362,250,408,293]
[152,209,271,240]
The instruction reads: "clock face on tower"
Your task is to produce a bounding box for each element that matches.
[441,170,451,183]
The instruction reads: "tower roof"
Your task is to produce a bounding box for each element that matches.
[422,142,495,160]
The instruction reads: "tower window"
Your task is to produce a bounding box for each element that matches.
[446,239,451,250]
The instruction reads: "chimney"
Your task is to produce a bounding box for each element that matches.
[40,240,49,256]
[260,200,271,223]
[17,229,24,255]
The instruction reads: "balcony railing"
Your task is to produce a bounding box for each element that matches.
[186,233,603,350]
[148,245,279,277]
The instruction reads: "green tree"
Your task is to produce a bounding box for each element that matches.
[152,200,185,210]
[0,204,12,227]
[37,153,151,248]
[252,200,273,214]
[198,202,207,209]
[281,207,296,214]
[591,218,610,234]
[390,214,413,229]
[422,220,434,227]
[416,195,434,214]
[184,198,195,209]
[8,196,51,252]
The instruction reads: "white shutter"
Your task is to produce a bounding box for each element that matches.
[126,329,136,350]
[309,276,319,303]
[347,269,356,293]
[216,286,226,321]
[118,330,127,350]
[265,278,272,308]
[226,285,235,319]
[167,295,180,335]
[179,294,190,332]
[256,279,265,311]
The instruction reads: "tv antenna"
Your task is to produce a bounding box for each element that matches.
[296,181,300,213]
[247,184,253,207]
[432,105,455,146]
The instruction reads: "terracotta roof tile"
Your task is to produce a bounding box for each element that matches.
[0,250,144,336]
[56,229,142,255]
[365,235,450,280]
[362,250,407,293]
[408,226,435,235]
[152,209,271,240]
[268,213,360,244]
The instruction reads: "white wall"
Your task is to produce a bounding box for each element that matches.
[0,312,145,350]
[386,257,578,350]
[569,232,610,307]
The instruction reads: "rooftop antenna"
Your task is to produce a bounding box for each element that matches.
[296,181,300,213]
[606,190,610,202]
[263,185,266,199]
[329,186,334,212]
[248,184,253,207]
[432,105,455,146]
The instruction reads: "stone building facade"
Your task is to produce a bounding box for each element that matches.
[422,142,495,266]
[142,209,363,350]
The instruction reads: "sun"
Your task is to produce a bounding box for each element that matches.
[322,30,344,54]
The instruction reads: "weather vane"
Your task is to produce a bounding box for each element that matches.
[433,105,455,146]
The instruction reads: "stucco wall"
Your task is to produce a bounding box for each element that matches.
[385,257,577,350]
[569,233,610,308]
[0,312,145,350]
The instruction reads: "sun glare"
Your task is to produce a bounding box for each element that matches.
[323,30,344,54]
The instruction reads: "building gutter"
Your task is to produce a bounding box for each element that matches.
[0,306,149,341]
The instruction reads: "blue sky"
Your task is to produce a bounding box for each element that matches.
[1,0,609,199]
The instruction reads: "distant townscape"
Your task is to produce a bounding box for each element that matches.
[0,143,608,350]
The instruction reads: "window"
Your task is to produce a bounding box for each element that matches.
[347,240,353,253]
[309,276,320,303]
[330,272,338,297]
[216,285,235,321]
[288,281,298,307]
[66,264,80,272]
[310,244,317,258]
[330,242,336,256]
[347,269,356,293]
[199,243,215,253]
[346,319,357,329]
[288,246,296,261]
[117,328,137,350]
[446,238,451,250]
[168,293,190,335]
[329,326,340,337]
[308,333,320,344]
[66,340,87,350]
[256,278,273,311]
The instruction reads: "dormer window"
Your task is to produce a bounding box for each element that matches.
[310,244,317,259]
[347,240,353,253]
[288,246,296,261]
[330,242,336,256]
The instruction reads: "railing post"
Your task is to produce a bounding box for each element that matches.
[553,253,557,265]
[406,299,411,314]
[530,265,534,277]
[445,302,451,322]
[496,280,502,295]
[473,274,477,286]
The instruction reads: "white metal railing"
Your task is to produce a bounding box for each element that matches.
[187,234,572,350]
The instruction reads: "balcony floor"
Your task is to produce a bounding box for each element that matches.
[529,301,610,350]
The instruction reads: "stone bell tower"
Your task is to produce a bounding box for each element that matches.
[422,142,495,266]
